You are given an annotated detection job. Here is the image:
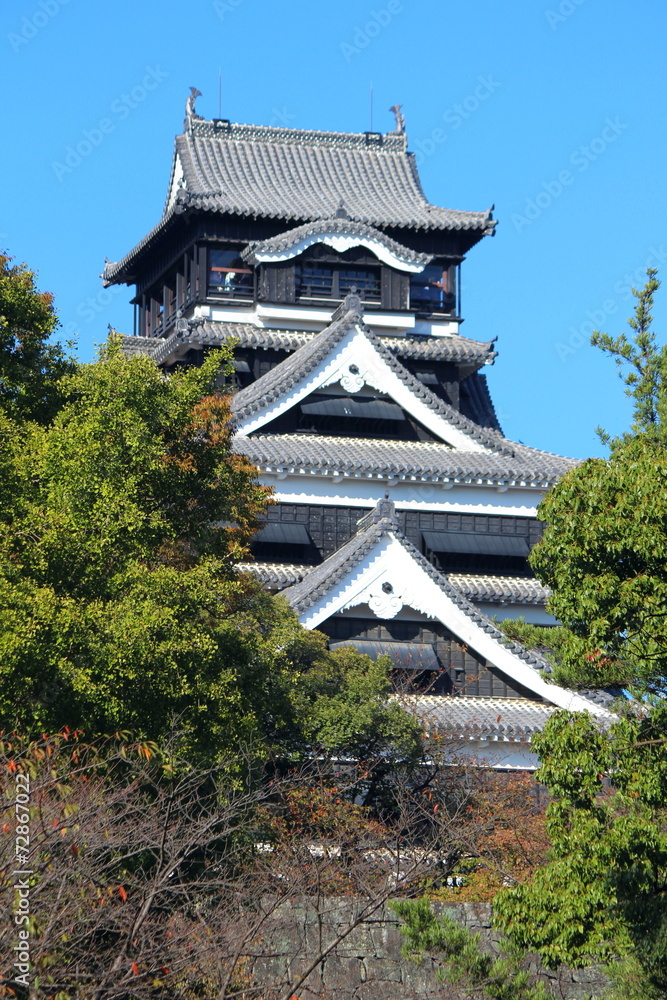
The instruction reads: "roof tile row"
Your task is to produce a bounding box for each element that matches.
[234,433,577,487]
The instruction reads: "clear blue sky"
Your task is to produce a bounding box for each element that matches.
[2,0,666,459]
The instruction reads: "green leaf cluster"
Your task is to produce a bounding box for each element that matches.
[0,323,421,765]
[392,897,550,1000]
[0,252,76,422]
[494,707,667,992]
[527,271,667,695]
[531,435,667,693]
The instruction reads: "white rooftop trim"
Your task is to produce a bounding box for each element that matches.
[249,230,428,273]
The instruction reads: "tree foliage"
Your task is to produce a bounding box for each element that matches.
[392,897,552,1000]
[0,333,421,764]
[494,706,667,993]
[591,268,667,447]
[491,271,667,996]
[530,271,667,694]
[0,253,75,423]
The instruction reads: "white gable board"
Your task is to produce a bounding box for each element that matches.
[296,531,612,719]
[234,323,489,452]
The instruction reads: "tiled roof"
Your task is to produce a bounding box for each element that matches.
[242,217,433,268]
[233,434,577,488]
[102,117,496,284]
[236,562,308,588]
[231,300,513,453]
[280,505,616,715]
[119,334,158,357]
[399,695,558,742]
[120,324,497,368]
[394,335,497,366]
[461,370,501,430]
[237,564,549,605]
[175,119,496,233]
[446,574,550,605]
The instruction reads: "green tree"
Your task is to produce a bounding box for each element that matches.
[0,253,75,423]
[0,334,420,765]
[494,707,667,998]
[492,271,667,997]
[529,270,667,694]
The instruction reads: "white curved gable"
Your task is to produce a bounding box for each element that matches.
[234,323,489,452]
[297,532,613,718]
[251,232,427,273]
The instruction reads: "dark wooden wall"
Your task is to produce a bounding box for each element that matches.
[319,616,543,700]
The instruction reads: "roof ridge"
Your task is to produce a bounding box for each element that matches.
[357,319,517,455]
[187,116,411,152]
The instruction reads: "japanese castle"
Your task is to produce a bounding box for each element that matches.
[104,91,615,768]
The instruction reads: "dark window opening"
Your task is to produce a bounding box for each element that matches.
[209,249,253,298]
[295,392,411,438]
[295,265,333,298]
[295,264,381,302]
[410,264,456,313]
[250,520,320,566]
[429,551,533,576]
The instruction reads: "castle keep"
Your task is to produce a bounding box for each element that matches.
[105,93,614,767]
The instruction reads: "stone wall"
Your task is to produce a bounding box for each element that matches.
[248,898,609,1000]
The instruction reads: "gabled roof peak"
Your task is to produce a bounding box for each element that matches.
[330,290,365,324]
[280,514,617,718]
[355,496,398,533]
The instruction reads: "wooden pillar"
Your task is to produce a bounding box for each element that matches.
[196,245,207,301]
[150,296,159,336]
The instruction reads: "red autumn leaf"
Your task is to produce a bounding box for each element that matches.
[118,886,128,901]
[2,822,10,834]
[71,844,79,857]
[131,961,139,976]
[7,759,17,772]
[161,966,169,975]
